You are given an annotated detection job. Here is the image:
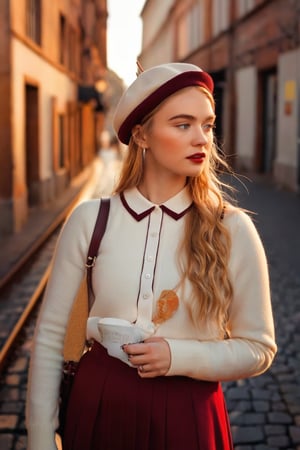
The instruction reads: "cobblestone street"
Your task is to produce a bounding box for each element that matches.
[224,174,300,449]
[0,172,299,449]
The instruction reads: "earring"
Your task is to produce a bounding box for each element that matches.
[142,148,146,160]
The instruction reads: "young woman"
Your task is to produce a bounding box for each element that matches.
[26,63,277,450]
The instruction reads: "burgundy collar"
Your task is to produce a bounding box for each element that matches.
[120,188,193,222]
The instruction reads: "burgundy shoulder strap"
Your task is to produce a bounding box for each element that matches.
[86,198,110,309]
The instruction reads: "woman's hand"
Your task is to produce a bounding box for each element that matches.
[123,337,171,378]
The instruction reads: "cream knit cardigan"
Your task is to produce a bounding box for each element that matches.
[26,187,277,450]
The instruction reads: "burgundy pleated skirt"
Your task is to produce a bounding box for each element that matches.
[63,342,233,450]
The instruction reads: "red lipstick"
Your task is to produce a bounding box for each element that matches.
[186,152,206,164]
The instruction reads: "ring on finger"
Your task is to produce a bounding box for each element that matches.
[138,365,145,372]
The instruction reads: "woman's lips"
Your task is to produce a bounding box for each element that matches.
[186,153,206,164]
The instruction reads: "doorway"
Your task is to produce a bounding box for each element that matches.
[25,83,39,206]
[259,70,277,173]
[212,70,226,149]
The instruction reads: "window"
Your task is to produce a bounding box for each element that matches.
[60,14,66,65]
[212,0,230,36]
[68,28,80,75]
[188,3,203,52]
[58,114,66,169]
[177,2,204,59]
[237,0,255,18]
[59,15,79,73]
[26,0,41,44]
[177,15,188,59]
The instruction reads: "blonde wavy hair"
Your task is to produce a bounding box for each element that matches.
[114,87,234,337]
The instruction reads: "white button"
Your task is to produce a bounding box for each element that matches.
[145,273,151,279]
[147,255,153,262]
[143,293,150,299]
[151,232,158,237]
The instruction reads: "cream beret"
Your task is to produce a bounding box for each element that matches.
[113,62,214,145]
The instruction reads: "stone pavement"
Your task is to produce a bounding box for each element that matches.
[223,173,300,449]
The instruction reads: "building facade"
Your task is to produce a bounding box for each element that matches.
[0,0,107,236]
[139,0,300,192]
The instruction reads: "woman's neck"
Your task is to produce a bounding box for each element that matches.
[138,174,187,204]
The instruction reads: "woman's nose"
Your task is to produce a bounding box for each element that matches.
[192,125,209,146]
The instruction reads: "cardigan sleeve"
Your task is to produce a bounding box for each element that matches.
[26,200,100,450]
[165,210,277,382]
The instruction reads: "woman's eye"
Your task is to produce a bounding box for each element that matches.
[202,123,215,132]
[177,123,190,130]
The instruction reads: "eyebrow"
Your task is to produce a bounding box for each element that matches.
[168,114,216,122]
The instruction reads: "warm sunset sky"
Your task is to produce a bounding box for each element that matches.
[107,0,146,86]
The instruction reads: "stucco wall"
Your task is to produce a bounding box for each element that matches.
[11,38,76,230]
[140,24,174,69]
[140,0,174,69]
[12,38,75,182]
[141,0,173,50]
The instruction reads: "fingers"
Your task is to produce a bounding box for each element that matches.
[122,339,171,377]
[122,337,166,356]
[137,363,169,378]
[122,342,147,357]
[122,342,148,370]
[137,364,155,378]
